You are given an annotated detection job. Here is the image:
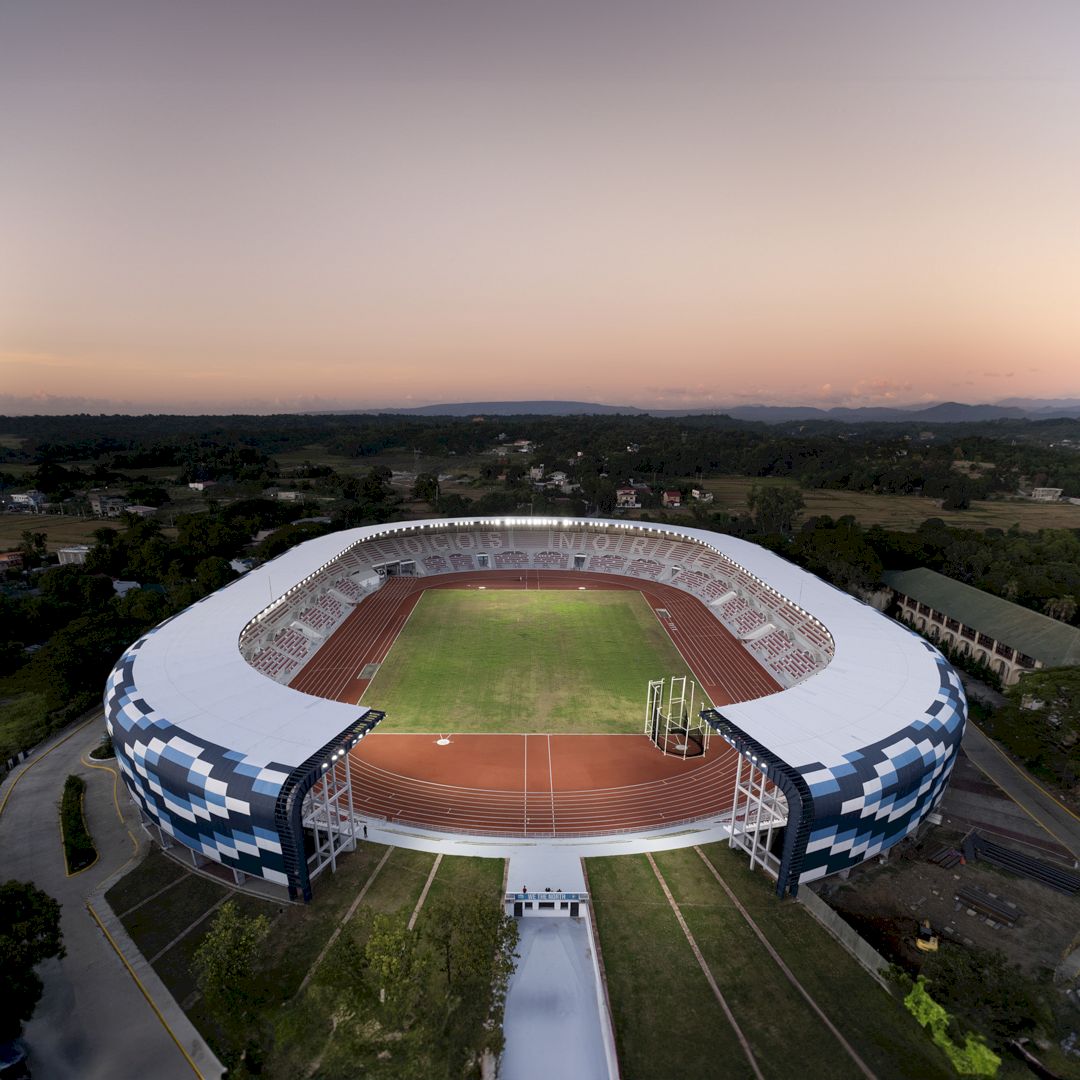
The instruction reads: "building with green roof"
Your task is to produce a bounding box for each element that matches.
[883,567,1080,685]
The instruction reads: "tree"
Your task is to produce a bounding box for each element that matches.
[411,472,440,507]
[364,911,426,1019]
[422,893,519,1063]
[990,666,1080,794]
[17,530,47,570]
[191,900,270,1015]
[0,880,65,1042]
[921,943,1049,1048]
[746,484,805,536]
[1043,595,1078,622]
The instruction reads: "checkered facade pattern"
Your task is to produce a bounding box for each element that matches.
[104,630,293,886]
[795,641,966,883]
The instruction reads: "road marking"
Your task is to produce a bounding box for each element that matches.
[694,846,877,1080]
[86,901,205,1078]
[969,721,1080,824]
[0,713,99,819]
[646,852,764,1080]
[407,853,442,930]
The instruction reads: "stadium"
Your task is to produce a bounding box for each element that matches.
[104,517,967,903]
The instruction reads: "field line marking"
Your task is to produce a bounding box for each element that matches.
[149,894,230,965]
[116,870,190,920]
[693,846,878,1080]
[407,853,442,931]
[298,845,395,995]
[645,852,764,1080]
[85,901,205,1079]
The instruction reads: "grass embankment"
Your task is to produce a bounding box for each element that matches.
[60,774,96,874]
[0,693,49,763]
[365,590,700,733]
[587,845,953,1080]
[107,845,508,1078]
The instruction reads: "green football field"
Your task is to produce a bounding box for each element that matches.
[362,589,703,733]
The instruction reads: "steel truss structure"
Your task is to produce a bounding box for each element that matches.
[645,675,710,758]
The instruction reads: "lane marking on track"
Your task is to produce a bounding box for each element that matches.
[523,734,528,835]
[646,852,764,1080]
[548,734,556,831]
[693,847,877,1080]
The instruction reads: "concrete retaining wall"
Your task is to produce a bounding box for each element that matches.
[798,887,893,993]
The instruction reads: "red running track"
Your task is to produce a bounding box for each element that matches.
[289,570,783,837]
[347,733,745,836]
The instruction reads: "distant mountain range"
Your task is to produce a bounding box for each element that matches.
[351,398,1080,423]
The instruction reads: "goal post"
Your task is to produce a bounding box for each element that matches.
[644,675,710,758]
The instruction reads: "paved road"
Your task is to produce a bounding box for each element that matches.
[961,721,1080,864]
[0,715,218,1079]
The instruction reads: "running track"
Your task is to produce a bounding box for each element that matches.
[288,570,785,836]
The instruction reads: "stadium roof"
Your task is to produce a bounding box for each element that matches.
[125,517,949,775]
[882,567,1080,668]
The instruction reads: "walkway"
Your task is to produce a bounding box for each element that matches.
[0,714,220,1079]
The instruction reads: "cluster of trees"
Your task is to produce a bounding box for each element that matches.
[985,667,1080,795]
[192,892,517,1077]
[700,503,1080,630]
[5,413,1080,501]
[321,894,518,1077]
[0,880,64,1044]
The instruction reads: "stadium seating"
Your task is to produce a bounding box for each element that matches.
[534,551,569,569]
[331,577,363,602]
[241,524,834,690]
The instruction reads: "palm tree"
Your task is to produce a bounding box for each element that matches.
[1043,595,1078,622]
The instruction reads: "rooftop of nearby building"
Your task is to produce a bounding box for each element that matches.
[883,567,1080,667]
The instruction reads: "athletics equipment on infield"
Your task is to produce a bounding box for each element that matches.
[645,675,710,758]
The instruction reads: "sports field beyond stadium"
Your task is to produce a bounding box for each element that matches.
[363,590,703,733]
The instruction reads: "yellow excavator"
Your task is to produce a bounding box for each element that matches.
[915,918,939,952]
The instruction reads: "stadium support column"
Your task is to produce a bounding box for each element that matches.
[702,708,814,898]
[275,710,384,902]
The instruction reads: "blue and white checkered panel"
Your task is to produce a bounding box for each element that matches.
[104,632,292,886]
[796,642,966,883]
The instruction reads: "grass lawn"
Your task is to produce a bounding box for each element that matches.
[585,854,754,1080]
[587,848,953,1080]
[693,844,954,1079]
[364,590,700,733]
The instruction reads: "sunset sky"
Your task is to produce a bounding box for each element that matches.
[2,1,1080,414]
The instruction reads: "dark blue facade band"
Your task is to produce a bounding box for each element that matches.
[701,710,813,897]
[275,711,384,902]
